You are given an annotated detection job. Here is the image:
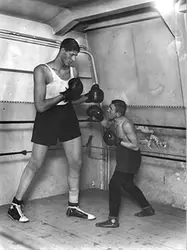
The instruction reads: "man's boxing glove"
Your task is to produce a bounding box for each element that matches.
[86,105,104,122]
[103,130,122,147]
[60,77,83,101]
[85,84,104,103]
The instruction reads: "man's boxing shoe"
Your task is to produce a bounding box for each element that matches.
[96,217,119,228]
[7,197,29,223]
[134,206,155,217]
[66,206,96,220]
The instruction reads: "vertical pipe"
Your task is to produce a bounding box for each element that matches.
[80,46,106,189]
[80,47,99,85]
[106,148,111,189]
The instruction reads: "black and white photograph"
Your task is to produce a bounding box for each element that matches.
[0,0,186,249]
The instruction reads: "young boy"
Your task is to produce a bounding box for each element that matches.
[96,99,155,228]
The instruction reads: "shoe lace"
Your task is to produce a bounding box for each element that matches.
[20,204,24,211]
[14,203,26,217]
[111,219,116,224]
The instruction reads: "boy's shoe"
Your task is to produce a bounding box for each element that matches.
[134,206,155,217]
[66,206,96,220]
[95,218,119,228]
[7,201,29,223]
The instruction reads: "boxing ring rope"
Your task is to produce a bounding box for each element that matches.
[0,120,185,130]
[135,123,186,130]
[0,148,185,162]
[0,119,98,124]
[0,119,186,162]
[141,153,186,162]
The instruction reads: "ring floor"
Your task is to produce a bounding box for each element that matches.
[0,189,186,250]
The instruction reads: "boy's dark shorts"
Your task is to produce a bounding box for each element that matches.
[116,146,141,174]
[31,103,81,146]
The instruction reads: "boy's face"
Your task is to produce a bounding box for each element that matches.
[107,103,118,120]
[60,48,78,67]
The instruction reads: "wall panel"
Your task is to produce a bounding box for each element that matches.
[87,17,184,107]
[86,15,186,209]
[132,18,183,106]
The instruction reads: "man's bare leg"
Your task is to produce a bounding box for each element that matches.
[7,143,48,222]
[63,137,96,220]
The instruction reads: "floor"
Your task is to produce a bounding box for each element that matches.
[0,189,186,250]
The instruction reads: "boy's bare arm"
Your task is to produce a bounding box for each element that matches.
[120,122,139,150]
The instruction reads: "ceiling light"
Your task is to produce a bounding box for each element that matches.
[155,0,175,14]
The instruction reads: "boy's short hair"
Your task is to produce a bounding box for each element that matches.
[111,99,127,115]
[60,38,80,52]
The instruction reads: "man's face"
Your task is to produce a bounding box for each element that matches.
[61,49,78,67]
[107,103,117,120]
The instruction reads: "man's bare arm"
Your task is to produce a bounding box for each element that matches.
[33,65,64,112]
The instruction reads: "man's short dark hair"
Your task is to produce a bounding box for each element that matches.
[60,38,80,52]
[111,99,127,115]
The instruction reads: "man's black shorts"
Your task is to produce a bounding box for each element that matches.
[31,103,81,146]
